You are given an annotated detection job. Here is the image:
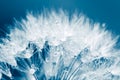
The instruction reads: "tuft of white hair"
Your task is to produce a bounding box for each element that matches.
[0,10,120,80]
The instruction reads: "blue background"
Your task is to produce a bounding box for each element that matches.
[0,0,120,36]
[0,1,120,79]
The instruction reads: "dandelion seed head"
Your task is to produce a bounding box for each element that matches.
[0,10,120,80]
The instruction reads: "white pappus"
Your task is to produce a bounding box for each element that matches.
[0,10,120,80]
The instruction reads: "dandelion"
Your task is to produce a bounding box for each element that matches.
[0,10,120,80]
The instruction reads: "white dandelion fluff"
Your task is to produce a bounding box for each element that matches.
[0,10,120,80]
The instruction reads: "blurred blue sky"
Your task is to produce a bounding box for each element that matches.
[0,0,120,36]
